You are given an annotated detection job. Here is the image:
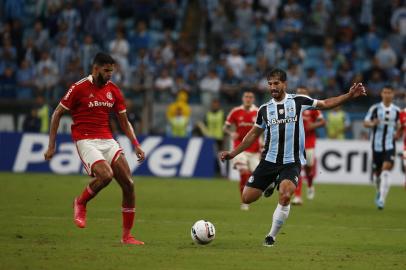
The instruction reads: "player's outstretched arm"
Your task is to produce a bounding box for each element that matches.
[220,126,263,161]
[315,83,367,110]
[116,112,145,162]
[44,104,67,160]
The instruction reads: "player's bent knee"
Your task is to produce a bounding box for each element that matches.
[279,193,292,206]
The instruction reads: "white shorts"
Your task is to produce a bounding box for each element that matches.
[403,150,406,165]
[75,139,123,176]
[232,152,260,172]
[305,148,315,166]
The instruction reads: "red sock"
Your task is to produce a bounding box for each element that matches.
[122,205,135,238]
[307,175,313,188]
[77,185,96,205]
[239,172,251,196]
[295,175,303,197]
[307,163,317,187]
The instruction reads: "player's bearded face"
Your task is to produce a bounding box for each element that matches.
[95,64,114,85]
[268,78,286,100]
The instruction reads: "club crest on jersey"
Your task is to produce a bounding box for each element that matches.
[279,109,284,115]
[106,92,113,100]
[89,93,94,98]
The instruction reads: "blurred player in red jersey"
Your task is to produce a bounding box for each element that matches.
[399,108,406,189]
[292,87,325,205]
[44,53,145,245]
[224,91,261,210]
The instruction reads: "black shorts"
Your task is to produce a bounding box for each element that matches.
[247,160,301,191]
[372,149,395,172]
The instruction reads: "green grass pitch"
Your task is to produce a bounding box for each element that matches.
[0,172,405,270]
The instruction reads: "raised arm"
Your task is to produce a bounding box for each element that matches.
[315,83,367,110]
[220,126,264,161]
[116,112,145,162]
[44,104,67,160]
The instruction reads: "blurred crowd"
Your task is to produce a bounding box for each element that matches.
[0,0,405,134]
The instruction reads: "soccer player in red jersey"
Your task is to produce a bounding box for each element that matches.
[44,53,145,245]
[292,87,325,205]
[399,108,406,188]
[224,91,261,210]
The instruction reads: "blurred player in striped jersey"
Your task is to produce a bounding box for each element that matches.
[292,87,325,205]
[364,86,401,209]
[224,91,261,211]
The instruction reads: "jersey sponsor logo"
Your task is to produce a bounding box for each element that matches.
[88,100,114,108]
[239,122,254,127]
[267,115,297,126]
[106,92,113,100]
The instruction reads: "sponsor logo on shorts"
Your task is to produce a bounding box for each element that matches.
[248,176,254,183]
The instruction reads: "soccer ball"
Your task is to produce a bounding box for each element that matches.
[190,220,216,245]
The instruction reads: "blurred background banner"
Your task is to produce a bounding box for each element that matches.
[315,140,404,185]
[0,133,215,178]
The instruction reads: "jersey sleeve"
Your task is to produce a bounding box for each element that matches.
[59,83,78,110]
[113,87,127,113]
[315,110,324,120]
[364,105,377,122]
[255,105,267,129]
[294,95,317,110]
[225,109,236,126]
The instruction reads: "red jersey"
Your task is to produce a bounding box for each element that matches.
[400,109,406,149]
[302,109,323,149]
[59,75,126,141]
[225,105,260,153]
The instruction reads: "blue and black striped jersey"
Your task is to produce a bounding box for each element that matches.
[255,94,317,165]
[364,102,400,152]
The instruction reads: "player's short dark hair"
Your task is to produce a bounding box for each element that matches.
[93,52,116,66]
[267,68,287,82]
[243,90,255,95]
[382,85,394,91]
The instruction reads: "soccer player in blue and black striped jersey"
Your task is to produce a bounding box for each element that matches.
[220,68,366,246]
[364,86,401,210]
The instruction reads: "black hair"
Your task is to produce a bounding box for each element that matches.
[267,68,287,82]
[382,85,394,90]
[93,52,116,66]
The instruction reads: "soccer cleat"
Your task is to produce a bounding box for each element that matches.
[240,203,250,211]
[374,192,380,204]
[73,198,86,228]
[263,182,276,198]
[263,235,275,247]
[121,235,145,245]
[376,199,384,210]
[292,196,303,205]
[307,186,315,200]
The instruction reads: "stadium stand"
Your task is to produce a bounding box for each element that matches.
[0,0,405,136]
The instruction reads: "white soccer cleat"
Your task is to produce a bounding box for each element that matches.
[292,196,303,205]
[240,203,250,211]
[307,186,315,200]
